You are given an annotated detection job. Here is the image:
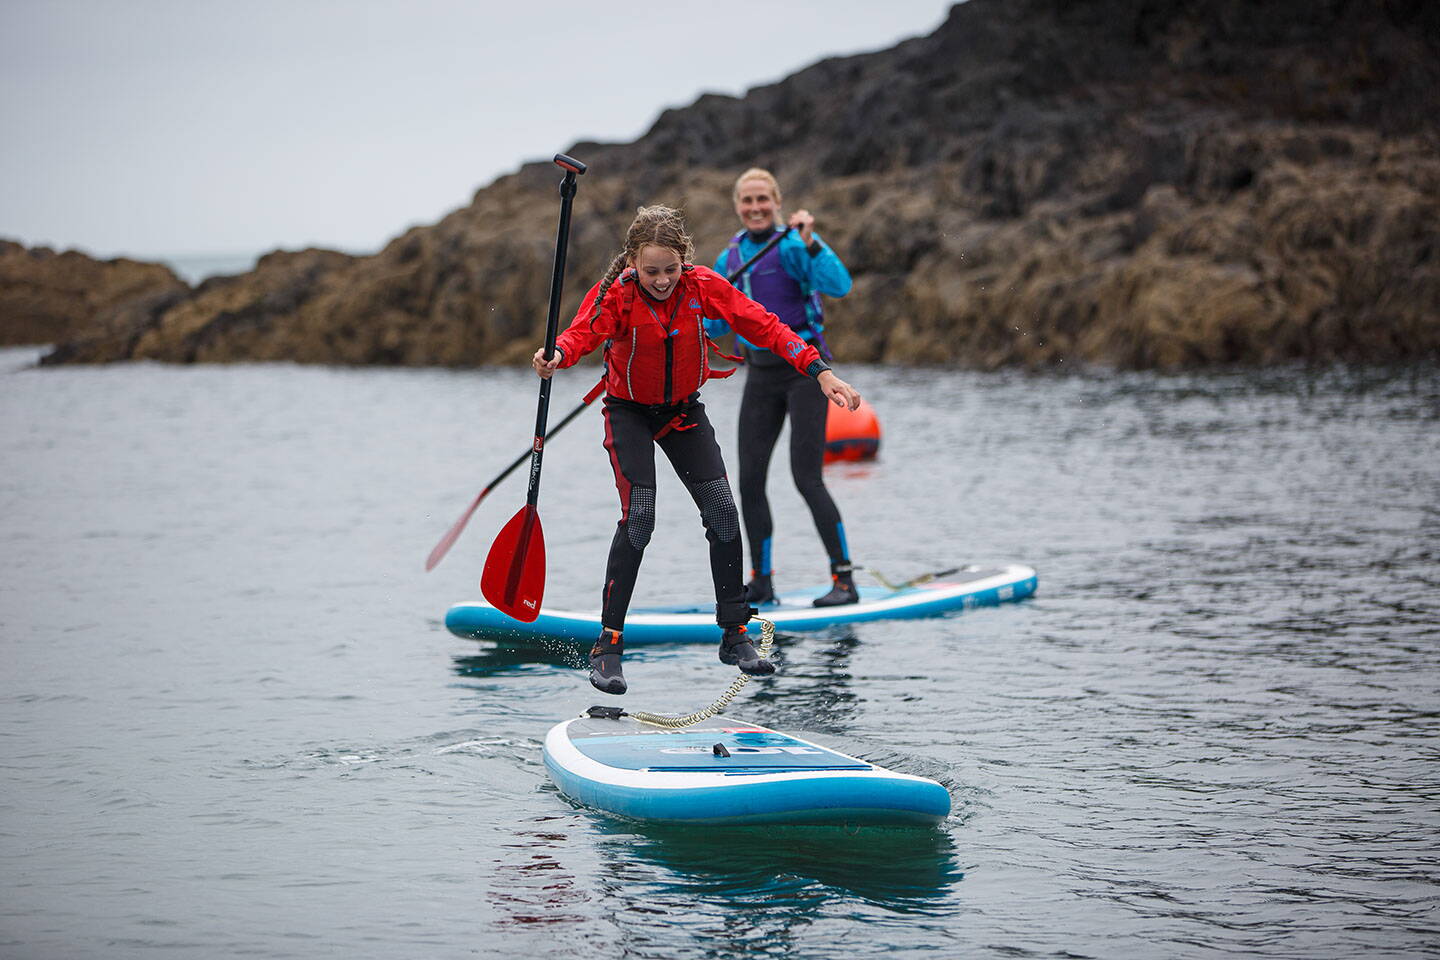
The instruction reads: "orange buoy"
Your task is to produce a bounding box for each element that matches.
[824,398,881,463]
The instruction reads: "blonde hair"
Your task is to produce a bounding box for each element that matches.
[590,205,694,318]
[732,167,782,204]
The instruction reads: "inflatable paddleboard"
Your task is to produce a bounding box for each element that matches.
[544,708,950,826]
[447,563,1036,645]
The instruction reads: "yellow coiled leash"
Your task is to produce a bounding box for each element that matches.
[626,617,776,730]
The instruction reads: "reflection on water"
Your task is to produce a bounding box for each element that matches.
[583,819,965,960]
[453,640,589,677]
[486,814,963,958]
[491,821,594,928]
[746,629,863,732]
[593,819,962,906]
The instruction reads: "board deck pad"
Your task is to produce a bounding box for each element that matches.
[543,712,951,826]
[566,717,871,773]
[447,563,1037,646]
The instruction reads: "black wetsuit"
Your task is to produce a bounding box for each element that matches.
[714,227,854,580]
[736,350,848,574]
[598,395,750,632]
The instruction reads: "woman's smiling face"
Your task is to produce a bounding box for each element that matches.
[734,178,779,233]
[631,244,682,300]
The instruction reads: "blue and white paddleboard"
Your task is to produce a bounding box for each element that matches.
[544,709,951,826]
[448,563,1037,645]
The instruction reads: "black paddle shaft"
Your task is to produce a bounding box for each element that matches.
[525,154,586,508]
[726,226,789,287]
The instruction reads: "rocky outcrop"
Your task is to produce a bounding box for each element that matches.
[39,0,1440,368]
[41,248,358,364]
[878,130,1440,368]
[0,240,185,346]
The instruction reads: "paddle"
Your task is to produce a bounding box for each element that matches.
[478,154,586,621]
[725,227,790,288]
[424,225,791,572]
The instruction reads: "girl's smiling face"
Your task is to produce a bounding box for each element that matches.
[631,244,682,300]
[735,178,779,233]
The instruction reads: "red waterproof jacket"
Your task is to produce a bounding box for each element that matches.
[553,265,822,405]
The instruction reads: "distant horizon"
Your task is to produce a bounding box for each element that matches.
[1,0,955,263]
[5,242,369,260]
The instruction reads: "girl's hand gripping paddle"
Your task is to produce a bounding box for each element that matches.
[480,154,586,621]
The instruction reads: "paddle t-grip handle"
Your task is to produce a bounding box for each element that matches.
[541,155,585,365]
[554,154,587,176]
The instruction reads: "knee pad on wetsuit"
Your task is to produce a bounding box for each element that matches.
[693,477,739,542]
[624,486,656,550]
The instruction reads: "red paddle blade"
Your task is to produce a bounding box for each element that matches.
[480,504,546,622]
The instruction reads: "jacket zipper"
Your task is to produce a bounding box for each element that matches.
[639,284,682,405]
[663,335,674,404]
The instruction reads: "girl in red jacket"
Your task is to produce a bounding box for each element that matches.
[533,205,861,695]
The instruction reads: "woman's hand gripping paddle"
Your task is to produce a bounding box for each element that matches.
[424,225,789,572]
[479,154,586,621]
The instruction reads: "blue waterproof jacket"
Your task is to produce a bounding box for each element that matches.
[704,229,852,354]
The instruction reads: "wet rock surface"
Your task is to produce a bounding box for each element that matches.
[0,240,185,347]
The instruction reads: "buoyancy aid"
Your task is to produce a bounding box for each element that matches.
[723,229,823,338]
[554,264,820,406]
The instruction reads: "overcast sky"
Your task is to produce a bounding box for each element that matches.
[1,0,953,260]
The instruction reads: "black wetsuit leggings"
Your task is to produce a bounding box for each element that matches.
[599,395,749,633]
[736,359,848,576]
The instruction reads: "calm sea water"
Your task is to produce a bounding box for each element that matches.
[161,250,370,286]
[2,346,1437,959]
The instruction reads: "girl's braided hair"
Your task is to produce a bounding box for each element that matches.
[589,205,695,321]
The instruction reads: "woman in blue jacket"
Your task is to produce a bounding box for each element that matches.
[707,168,858,606]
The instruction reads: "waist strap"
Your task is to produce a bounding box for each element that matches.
[654,399,699,440]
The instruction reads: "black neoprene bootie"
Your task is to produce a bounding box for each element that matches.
[813,562,859,607]
[718,623,775,676]
[589,628,627,695]
[744,571,776,605]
